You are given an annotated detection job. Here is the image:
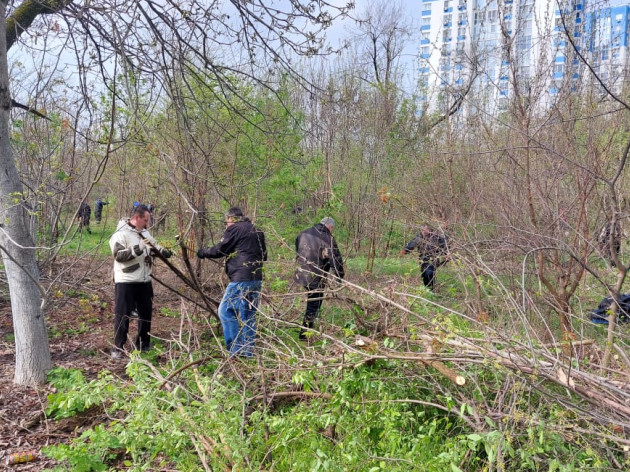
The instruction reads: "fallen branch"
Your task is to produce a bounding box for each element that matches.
[248,391,333,403]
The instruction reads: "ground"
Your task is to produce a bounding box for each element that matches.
[0,258,216,470]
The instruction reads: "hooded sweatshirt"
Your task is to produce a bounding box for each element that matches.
[109,218,165,283]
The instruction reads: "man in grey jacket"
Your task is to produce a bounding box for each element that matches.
[294,217,344,340]
[109,204,172,357]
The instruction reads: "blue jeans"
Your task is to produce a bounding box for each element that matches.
[218,280,261,357]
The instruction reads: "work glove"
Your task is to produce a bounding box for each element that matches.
[132,245,143,257]
[197,249,205,259]
[400,249,406,255]
[160,248,173,259]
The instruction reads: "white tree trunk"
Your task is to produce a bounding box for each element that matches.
[0,0,51,385]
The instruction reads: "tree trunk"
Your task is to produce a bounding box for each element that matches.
[0,0,52,385]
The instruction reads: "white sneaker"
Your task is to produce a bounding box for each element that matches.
[111,350,122,359]
[129,310,139,319]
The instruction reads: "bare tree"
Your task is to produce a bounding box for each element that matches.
[2,0,351,384]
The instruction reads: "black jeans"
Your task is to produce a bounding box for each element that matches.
[304,290,324,323]
[420,262,436,291]
[114,282,153,350]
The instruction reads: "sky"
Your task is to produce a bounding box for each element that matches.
[321,0,421,94]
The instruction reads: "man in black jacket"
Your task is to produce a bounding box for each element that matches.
[197,207,267,357]
[94,197,109,224]
[78,201,92,234]
[401,224,448,291]
[294,217,344,340]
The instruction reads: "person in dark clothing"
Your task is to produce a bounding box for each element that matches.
[401,224,448,291]
[94,197,109,224]
[131,201,141,215]
[197,207,267,357]
[78,201,92,234]
[147,202,155,227]
[294,217,345,340]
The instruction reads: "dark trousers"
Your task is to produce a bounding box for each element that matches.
[95,209,102,222]
[114,282,153,350]
[420,262,436,291]
[304,290,324,324]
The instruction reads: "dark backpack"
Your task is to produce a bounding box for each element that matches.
[589,294,630,325]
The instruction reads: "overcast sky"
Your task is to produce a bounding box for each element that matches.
[321,0,421,93]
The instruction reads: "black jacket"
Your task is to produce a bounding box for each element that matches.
[78,203,91,220]
[403,231,448,265]
[198,219,267,282]
[294,223,344,290]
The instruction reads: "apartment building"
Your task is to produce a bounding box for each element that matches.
[417,0,630,117]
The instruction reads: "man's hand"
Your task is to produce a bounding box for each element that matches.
[132,245,143,257]
[400,249,406,255]
[160,248,173,258]
[197,249,205,259]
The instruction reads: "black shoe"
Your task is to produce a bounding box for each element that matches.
[298,321,314,341]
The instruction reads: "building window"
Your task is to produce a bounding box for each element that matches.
[488,10,497,22]
[554,64,564,74]
[518,4,533,18]
[458,26,466,36]
[517,35,531,50]
[444,0,451,10]
[421,46,431,56]
[422,18,431,27]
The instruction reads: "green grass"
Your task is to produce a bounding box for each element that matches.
[346,255,418,277]
[54,219,177,257]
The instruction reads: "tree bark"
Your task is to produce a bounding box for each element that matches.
[6,0,71,50]
[0,0,52,384]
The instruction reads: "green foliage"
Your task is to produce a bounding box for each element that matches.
[41,353,612,472]
[46,369,107,420]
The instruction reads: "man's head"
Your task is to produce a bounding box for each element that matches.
[130,204,151,230]
[320,217,335,232]
[225,206,244,227]
[421,224,432,237]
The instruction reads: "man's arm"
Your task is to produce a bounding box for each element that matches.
[198,227,238,259]
[112,238,143,262]
[260,231,268,262]
[141,231,173,258]
[331,239,344,279]
[401,236,417,255]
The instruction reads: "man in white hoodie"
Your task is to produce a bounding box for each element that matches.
[109,204,172,358]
